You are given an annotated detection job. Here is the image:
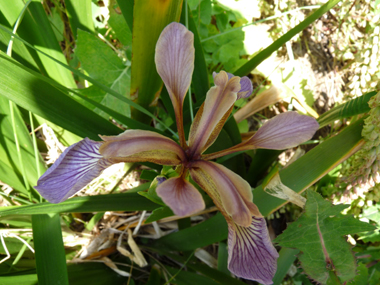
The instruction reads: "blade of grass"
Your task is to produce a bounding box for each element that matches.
[65,0,94,39]
[0,53,122,140]
[271,248,300,285]
[0,0,76,88]
[32,213,69,285]
[0,183,158,216]
[234,0,342,76]
[0,25,177,137]
[317,91,375,128]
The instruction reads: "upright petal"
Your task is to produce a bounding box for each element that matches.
[213,71,253,99]
[99,130,186,165]
[35,138,112,203]
[202,111,319,161]
[156,176,205,216]
[189,160,261,227]
[188,71,240,158]
[228,217,279,284]
[155,22,194,148]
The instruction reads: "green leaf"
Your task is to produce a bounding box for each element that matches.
[0,96,45,196]
[0,53,122,140]
[234,0,342,76]
[275,190,376,284]
[145,206,173,224]
[0,25,39,71]
[116,0,133,32]
[65,0,94,39]
[165,266,220,285]
[347,263,368,285]
[180,4,210,103]
[0,0,76,88]
[130,0,182,122]
[0,185,158,216]
[75,29,131,118]
[32,214,69,285]
[272,248,300,285]
[317,91,375,128]
[153,212,227,251]
[48,7,64,42]
[108,0,132,47]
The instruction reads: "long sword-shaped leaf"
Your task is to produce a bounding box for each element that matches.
[0,184,158,216]
[0,53,122,140]
[32,214,69,285]
[317,91,375,128]
[130,0,183,122]
[0,0,76,88]
[0,25,176,135]
[0,96,45,197]
[234,0,342,76]
[65,0,94,39]
[153,119,364,251]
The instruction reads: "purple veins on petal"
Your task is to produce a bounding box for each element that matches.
[34,138,112,204]
[249,111,319,150]
[228,216,279,284]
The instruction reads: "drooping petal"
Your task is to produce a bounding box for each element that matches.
[156,176,205,216]
[99,130,186,165]
[155,22,194,148]
[213,71,253,99]
[202,111,319,161]
[188,71,241,158]
[189,160,261,227]
[228,217,279,284]
[35,138,112,203]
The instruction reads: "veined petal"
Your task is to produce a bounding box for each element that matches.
[99,130,186,165]
[228,217,279,284]
[35,138,112,203]
[248,111,319,149]
[155,22,194,147]
[156,176,205,216]
[213,71,253,99]
[202,112,319,161]
[188,71,240,158]
[189,160,261,227]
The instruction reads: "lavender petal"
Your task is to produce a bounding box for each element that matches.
[156,176,205,216]
[212,71,253,99]
[35,138,112,203]
[228,217,279,284]
[249,111,319,149]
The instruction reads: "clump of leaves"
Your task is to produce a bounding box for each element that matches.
[275,189,375,284]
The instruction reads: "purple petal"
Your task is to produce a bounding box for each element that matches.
[188,71,240,157]
[249,112,319,149]
[34,138,112,203]
[99,130,186,165]
[156,22,194,106]
[190,161,262,227]
[156,176,205,216]
[228,217,279,284]
[155,22,194,147]
[237,76,253,99]
[213,71,253,99]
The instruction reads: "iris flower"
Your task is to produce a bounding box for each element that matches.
[35,22,319,284]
